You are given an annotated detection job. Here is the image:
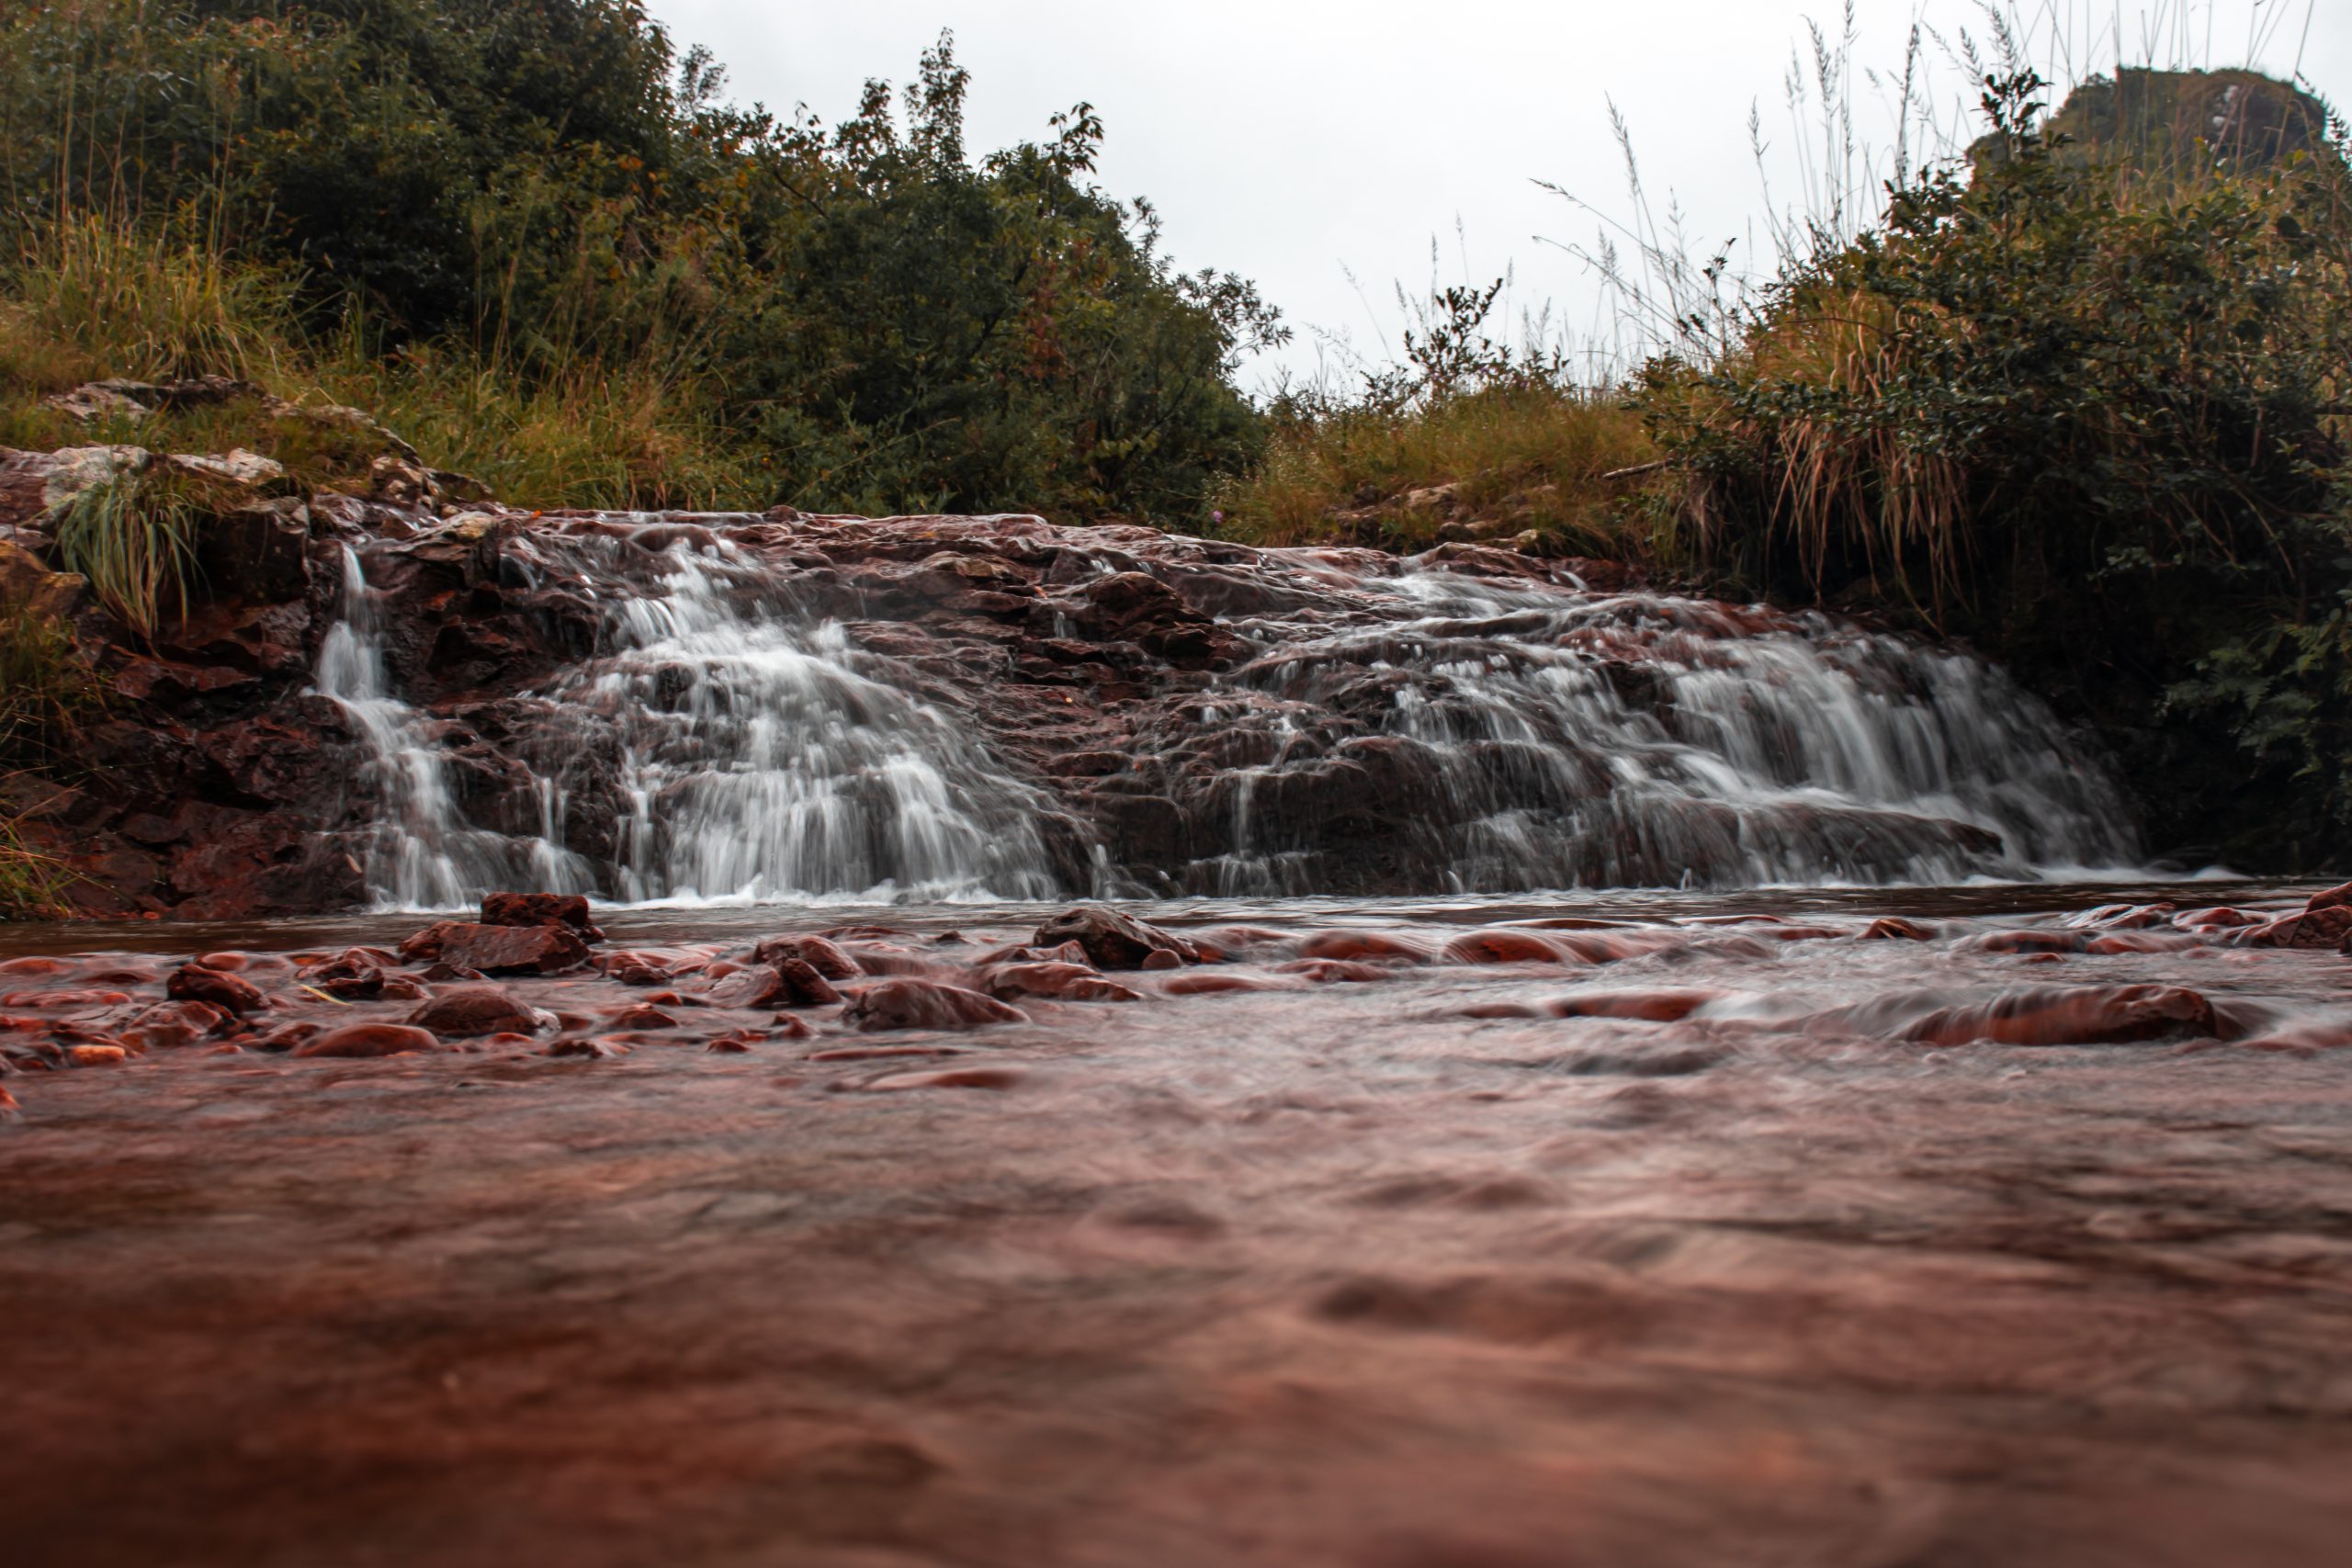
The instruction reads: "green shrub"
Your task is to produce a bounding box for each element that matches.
[1639,70,2352,861]
[49,473,204,642]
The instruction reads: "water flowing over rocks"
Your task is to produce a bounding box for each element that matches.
[0,462,2143,916]
[6,880,2352,1563]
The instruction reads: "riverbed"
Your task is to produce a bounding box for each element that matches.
[6,882,2351,1565]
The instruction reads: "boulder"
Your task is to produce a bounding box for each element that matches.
[481,892,605,941]
[1033,906,1199,970]
[1900,984,2220,1047]
[409,985,539,1038]
[750,934,860,980]
[842,979,1028,1032]
[977,962,1141,1003]
[425,922,590,976]
[165,964,266,1015]
[295,1024,447,1059]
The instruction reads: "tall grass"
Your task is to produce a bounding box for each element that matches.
[1214,384,1655,553]
[47,472,203,641]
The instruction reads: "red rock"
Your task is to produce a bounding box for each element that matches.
[1139,948,1183,972]
[166,964,266,1015]
[2174,907,2261,930]
[978,962,1142,1002]
[544,1038,628,1059]
[1550,990,1713,1022]
[705,1038,753,1055]
[408,986,538,1038]
[1034,906,1199,969]
[842,979,1027,1032]
[1161,972,1281,995]
[63,1043,130,1066]
[1901,985,2220,1047]
[298,951,386,999]
[1963,930,2084,955]
[481,892,603,942]
[0,957,64,976]
[1860,917,1934,941]
[707,960,842,1009]
[193,951,256,971]
[397,920,467,963]
[1296,931,1431,964]
[750,934,860,980]
[768,1015,815,1040]
[1273,959,1392,984]
[116,1000,232,1050]
[2306,881,2352,913]
[1443,930,1568,964]
[294,1024,447,1058]
[0,1086,17,1116]
[861,1066,1024,1091]
[429,922,591,976]
[0,989,131,1010]
[605,1005,679,1031]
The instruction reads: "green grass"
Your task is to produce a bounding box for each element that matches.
[47,473,204,643]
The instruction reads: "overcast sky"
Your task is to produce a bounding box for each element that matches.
[646,2,2349,389]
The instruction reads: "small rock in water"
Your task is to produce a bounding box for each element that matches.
[480,892,605,942]
[116,1001,232,1051]
[1860,917,1934,941]
[409,986,539,1039]
[750,934,860,980]
[978,962,1141,1002]
[432,923,592,976]
[64,1043,130,1067]
[1034,905,1199,970]
[1444,930,1568,964]
[295,1024,448,1059]
[1902,984,2221,1046]
[842,979,1027,1032]
[165,964,266,1015]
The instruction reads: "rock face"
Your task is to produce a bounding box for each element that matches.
[0,436,2144,917]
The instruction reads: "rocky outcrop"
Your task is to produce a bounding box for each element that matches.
[0,430,2133,916]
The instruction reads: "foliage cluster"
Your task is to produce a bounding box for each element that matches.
[1638,70,2352,862]
[1213,265,1660,553]
[0,0,1280,521]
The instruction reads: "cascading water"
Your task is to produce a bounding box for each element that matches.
[311,514,2140,909]
[517,534,1061,905]
[313,547,598,909]
[1178,565,2135,893]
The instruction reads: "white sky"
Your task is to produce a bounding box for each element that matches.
[647,1,2351,389]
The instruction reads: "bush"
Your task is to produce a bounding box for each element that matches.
[1639,70,2352,863]
[0,2,1281,525]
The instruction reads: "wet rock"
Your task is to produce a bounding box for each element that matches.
[842,979,1028,1032]
[750,934,860,981]
[63,1043,130,1067]
[430,923,591,976]
[1444,930,1569,964]
[1296,931,1432,964]
[604,1005,679,1031]
[294,1024,447,1059]
[1901,984,2222,1047]
[409,986,539,1039]
[481,892,605,942]
[298,951,387,999]
[1034,905,1199,969]
[165,964,266,1015]
[977,962,1142,1003]
[706,961,842,1010]
[1860,917,1934,941]
[115,1000,232,1051]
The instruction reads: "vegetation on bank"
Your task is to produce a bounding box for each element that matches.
[2,0,1283,521]
[0,0,2347,887]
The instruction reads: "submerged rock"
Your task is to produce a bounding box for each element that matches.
[842,980,1028,1032]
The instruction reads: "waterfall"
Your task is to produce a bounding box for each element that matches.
[311,519,2139,909]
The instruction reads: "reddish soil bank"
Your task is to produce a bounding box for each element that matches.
[5,887,2352,1565]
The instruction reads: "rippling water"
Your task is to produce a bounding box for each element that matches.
[6,880,2352,1563]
